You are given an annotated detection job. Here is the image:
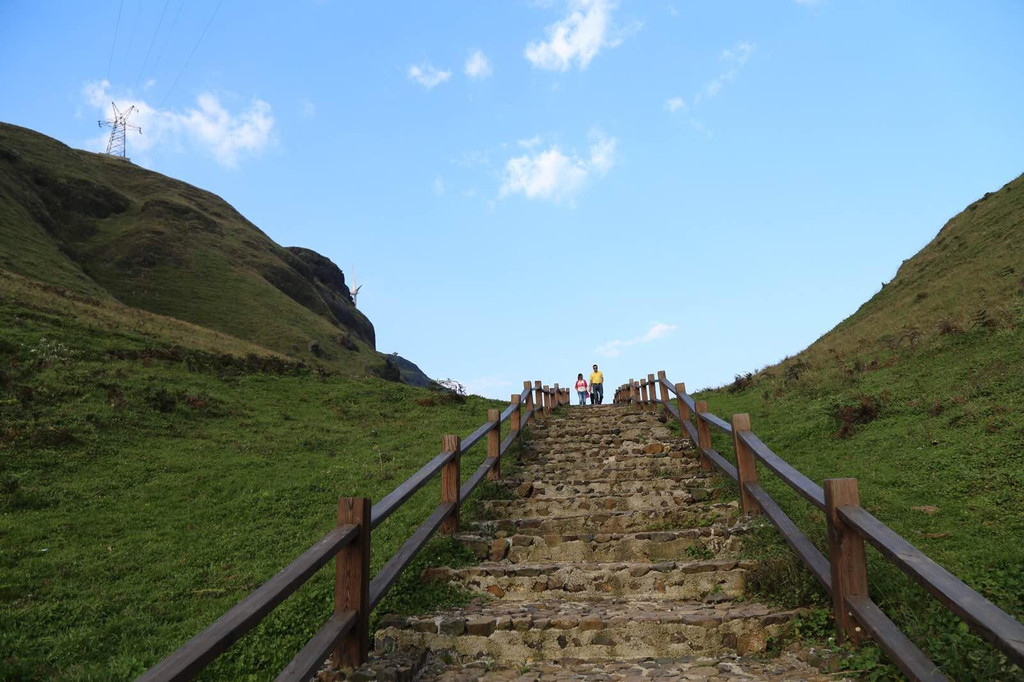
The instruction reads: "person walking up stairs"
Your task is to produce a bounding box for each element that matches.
[363,404,840,680]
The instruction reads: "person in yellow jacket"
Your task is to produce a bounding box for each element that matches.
[589,364,604,405]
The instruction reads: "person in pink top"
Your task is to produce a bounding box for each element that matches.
[574,373,589,406]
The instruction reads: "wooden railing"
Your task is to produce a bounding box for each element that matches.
[614,371,1024,682]
[138,380,570,681]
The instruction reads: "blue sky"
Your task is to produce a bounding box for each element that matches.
[2,1,1023,398]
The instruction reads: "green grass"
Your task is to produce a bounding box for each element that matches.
[0,299,511,680]
[690,326,1024,680]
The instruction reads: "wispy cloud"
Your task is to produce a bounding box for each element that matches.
[408,62,451,89]
[596,322,677,358]
[462,375,515,399]
[499,128,616,203]
[664,96,686,113]
[432,176,445,195]
[300,98,316,119]
[464,49,492,79]
[83,80,274,168]
[694,41,755,105]
[524,0,636,71]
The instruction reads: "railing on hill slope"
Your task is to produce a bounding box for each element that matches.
[614,372,1024,682]
[138,381,571,681]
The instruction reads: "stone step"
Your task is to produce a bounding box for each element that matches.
[375,599,805,664]
[416,653,843,681]
[471,505,738,535]
[522,478,715,499]
[424,559,752,601]
[520,456,700,474]
[454,527,744,564]
[482,491,709,517]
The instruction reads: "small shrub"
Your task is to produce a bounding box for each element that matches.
[937,319,963,335]
[830,394,882,439]
[728,372,754,393]
[972,308,998,330]
[927,400,944,417]
[146,387,178,413]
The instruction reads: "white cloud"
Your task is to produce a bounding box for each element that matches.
[524,0,630,71]
[464,49,492,79]
[722,41,754,66]
[499,129,617,203]
[408,62,451,89]
[462,375,515,399]
[665,96,686,113]
[432,176,445,195]
[517,135,544,149]
[83,80,274,168]
[596,322,677,358]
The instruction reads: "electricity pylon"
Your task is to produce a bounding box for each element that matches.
[98,102,141,158]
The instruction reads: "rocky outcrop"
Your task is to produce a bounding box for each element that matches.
[284,247,375,348]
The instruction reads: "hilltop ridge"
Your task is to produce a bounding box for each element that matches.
[0,122,411,378]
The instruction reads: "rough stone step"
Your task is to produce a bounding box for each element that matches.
[515,467,712,486]
[415,653,845,681]
[424,559,752,601]
[483,491,710,517]
[471,505,738,535]
[457,527,744,563]
[522,478,715,499]
[375,598,805,664]
[520,456,700,474]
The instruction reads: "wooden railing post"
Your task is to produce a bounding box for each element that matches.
[730,414,761,516]
[824,478,868,646]
[486,409,501,481]
[335,497,370,668]
[674,382,692,444]
[510,394,521,436]
[543,385,551,416]
[553,383,560,408]
[694,401,713,471]
[657,370,670,406]
[628,378,635,406]
[440,434,461,534]
[534,381,543,420]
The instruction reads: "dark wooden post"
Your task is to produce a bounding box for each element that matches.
[642,380,651,410]
[628,378,635,405]
[824,478,868,645]
[523,380,533,414]
[534,381,543,420]
[694,401,713,471]
[647,374,657,409]
[657,370,670,406]
[543,385,551,416]
[335,497,370,668]
[440,434,461,534]
[730,414,761,516]
[553,383,560,407]
[486,409,501,481]
[674,382,692,445]
[510,393,521,436]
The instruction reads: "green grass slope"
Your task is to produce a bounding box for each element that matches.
[697,173,1024,679]
[0,122,380,374]
[0,269,505,679]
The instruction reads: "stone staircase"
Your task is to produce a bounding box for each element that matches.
[366,405,838,681]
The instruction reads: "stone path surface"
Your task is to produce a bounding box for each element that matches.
[349,405,841,681]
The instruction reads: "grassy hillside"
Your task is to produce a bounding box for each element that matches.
[0,122,386,375]
[0,268,506,679]
[696,174,1024,679]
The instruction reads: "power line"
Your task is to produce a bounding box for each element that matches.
[159,0,224,108]
[152,0,185,75]
[105,0,125,82]
[134,0,172,91]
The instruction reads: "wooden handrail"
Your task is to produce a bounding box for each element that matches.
[839,504,1024,666]
[619,369,1024,678]
[139,377,563,680]
[137,523,360,681]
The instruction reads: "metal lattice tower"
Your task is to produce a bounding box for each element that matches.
[98,102,142,158]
